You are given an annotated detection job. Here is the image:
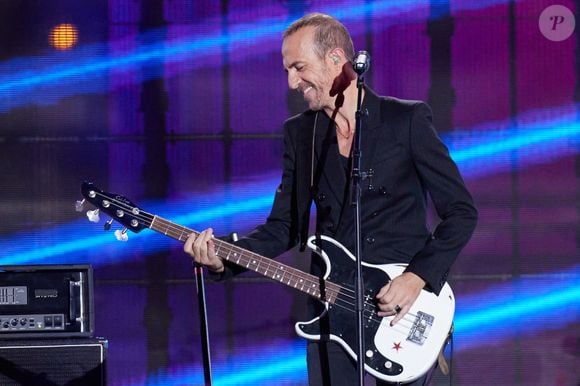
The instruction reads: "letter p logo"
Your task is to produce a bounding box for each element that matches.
[539,5,575,42]
[551,15,566,31]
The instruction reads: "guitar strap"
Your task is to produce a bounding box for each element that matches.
[437,323,454,375]
[310,112,319,194]
[437,323,454,376]
[299,111,319,251]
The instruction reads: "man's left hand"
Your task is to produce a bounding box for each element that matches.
[376,272,426,326]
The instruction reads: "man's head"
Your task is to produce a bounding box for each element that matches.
[283,13,355,63]
[282,13,355,111]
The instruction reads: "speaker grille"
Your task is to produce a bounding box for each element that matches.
[0,338,106,385]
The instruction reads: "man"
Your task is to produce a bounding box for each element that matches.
[184,13,477,386]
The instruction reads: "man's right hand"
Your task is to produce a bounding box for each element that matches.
[183,228,225,273]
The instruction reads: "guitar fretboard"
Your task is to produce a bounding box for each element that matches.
[150,215,339,303]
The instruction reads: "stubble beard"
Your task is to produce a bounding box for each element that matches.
[304,86,325,111]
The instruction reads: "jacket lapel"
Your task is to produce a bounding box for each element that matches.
[333,89,384,239]
[359,88,383,187]
[314,113,347,204]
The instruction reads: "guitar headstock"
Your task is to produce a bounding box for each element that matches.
[80,182,151,235]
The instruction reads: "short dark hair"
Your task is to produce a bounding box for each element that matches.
[283,13,355,61]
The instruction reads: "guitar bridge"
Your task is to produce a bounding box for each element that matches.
[406,311,433,345]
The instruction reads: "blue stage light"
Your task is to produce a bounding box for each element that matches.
[0,175,279,266]
[447,107,580,177]
[117,264,579,385]
[132,339,307,386]
[0,0,515,113]
[454,265,580,350]
[0,107,578,265]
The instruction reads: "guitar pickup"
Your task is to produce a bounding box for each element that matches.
[406,311,434,345]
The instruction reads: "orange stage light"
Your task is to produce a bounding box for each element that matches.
[49,23,78,50]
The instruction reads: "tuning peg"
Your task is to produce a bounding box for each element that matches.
[104,219,113,231]
[75,199,86,212]
[86,209,100,223]
[114,228,129,242]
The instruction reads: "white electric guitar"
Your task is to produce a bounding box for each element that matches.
[80,182,454,383]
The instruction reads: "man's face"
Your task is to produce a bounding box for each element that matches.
[282,27,338,111]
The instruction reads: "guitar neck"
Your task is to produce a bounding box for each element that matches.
[149,215,338,303]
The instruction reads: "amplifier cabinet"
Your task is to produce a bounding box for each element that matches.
[0,338,107,385]
[0,264,94,338]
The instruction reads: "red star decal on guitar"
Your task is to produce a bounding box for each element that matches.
[392,342,402,352]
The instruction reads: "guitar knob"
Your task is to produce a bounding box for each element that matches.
[75,199,86,212]
[114,228,129,242]
[86,209,100,223]
[104,219,113,231]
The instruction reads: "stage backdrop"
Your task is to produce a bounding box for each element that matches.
[0,0,578,385]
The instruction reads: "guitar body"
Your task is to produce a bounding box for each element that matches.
[296,235,455,384]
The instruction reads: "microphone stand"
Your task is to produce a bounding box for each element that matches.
[193,232,236,385]
[350,52,369,386]
[193,263,213,385]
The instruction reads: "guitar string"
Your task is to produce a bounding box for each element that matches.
[93,192,419,330]
[91,192,419,330]
[93,192,419,331]
[209,239,417,328]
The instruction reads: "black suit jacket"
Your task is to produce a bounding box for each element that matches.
[226,88,477,295]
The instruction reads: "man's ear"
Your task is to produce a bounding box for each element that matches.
[328,48,344,65]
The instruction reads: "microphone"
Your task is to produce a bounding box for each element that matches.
[353,50,370,75]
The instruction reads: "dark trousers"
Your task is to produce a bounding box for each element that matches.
[307,341,433,386]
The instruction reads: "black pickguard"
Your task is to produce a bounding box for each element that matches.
[296,239,404,377]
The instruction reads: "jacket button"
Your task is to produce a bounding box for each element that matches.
[365,236,375,244]
[372,211,378,217]
[379,186,388,196]
[317,192,326,201]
